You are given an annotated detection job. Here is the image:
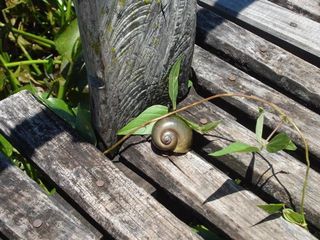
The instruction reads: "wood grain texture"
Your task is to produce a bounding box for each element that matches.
[74,0,196,147]
[196,6,320,110]
[199,0,320,58]
[179,92,320,229]
[121,139,316,239]
[0,153,99,240]
[0,91,200,240]
[193,45,320,163]
[114,161,157,194]
[268,0,320,22]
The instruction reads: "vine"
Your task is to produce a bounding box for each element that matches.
[104,57,310,229]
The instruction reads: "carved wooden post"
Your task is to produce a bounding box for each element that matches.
[75,0,196,148]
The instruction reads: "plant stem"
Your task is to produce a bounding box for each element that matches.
[103,92,310,218]
[0,22,55,48]
[17,41,42,76]
[0,54,20,91]
[265,120,283,142]
[4,59,61,68]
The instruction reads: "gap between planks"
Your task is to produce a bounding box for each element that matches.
[120,138,316,240]
[199,0,320,62]
[0,91,201,240]
[196,6,320,112]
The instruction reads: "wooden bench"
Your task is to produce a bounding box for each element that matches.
[1,0,320,239]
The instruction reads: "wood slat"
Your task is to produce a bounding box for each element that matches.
[179,92,320,229]
[192,45,320,163]
[268,0,320,22]
[199,0,320,59]
[121,139,315,239]
[0,91,200,240]
[0,153,100,240]
[196,6,320,110]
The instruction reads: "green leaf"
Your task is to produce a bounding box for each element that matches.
[255,108,264,143]
[266,132,295,153]
[200,121,222,133]
[0,134,13,157]
[168,57,182,110]
[54,19,80,62]
[178,115,221,134]
[74,104,97,145]
[209,141,260,157]
[117,105,168,135]
[257,203,285,214]
[39,95,76,127]
[283,208,307,228]
[187,79,193,88]
[191,225,223,240]
[285,140,297,151]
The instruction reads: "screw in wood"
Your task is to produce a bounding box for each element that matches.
[96,180,105,187]
[228,74,236,81]
[32,219,43,228]
[199,118,208,125]
[289,22,298,27]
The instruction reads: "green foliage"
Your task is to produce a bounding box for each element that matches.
[54,19,80,62]
[258,203,307,229]
[0,133,55,195]
[39,94,76,125]
[283,208,307,229]
[117,105,168,135]
[210,141,260,157]
[255,107,264,143]
[168,56,182,110]
[0,134,13,157]
[191,224,223,240]
[257,203,285,214]
[266,132,297,153]
[178,115,221,134]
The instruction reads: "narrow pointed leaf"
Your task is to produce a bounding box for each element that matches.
[285,140,297,151]
[255,108,264,143]
[178,115,221,133]
[168,57,182,110]
[283,208,307,228]
[117,105,168,135]
[257,203,285,214]
[0,134,13,157]
[266,132,294,153]
[209,141,259,157]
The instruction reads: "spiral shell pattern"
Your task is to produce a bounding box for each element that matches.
[151,116,193,153]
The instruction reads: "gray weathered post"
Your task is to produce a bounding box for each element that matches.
[74,0,196,148]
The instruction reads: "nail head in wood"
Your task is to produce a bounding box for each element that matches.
[32,219,43,228]
[228,74,236,81]
[289,22,298,27]
[259,46,268,53]
[96,180,105,187]
[199,118,208,125]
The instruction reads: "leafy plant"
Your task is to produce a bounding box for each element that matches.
[108,57,310,230]
[0,0,95,194]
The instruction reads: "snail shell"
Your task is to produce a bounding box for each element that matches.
[151,116,193,153]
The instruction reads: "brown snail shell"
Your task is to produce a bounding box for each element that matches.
[151,116,193,153]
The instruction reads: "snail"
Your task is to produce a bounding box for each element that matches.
[151,116,193,153]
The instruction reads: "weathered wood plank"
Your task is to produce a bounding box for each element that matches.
[0,91,200,240]
[199,0,320,59]
[74,0,196,147]
[196,6,320,110]
[179,92,320,229]
[268,0,320,22]
[114,161,157,195]
[192,45,320,163]
[121,139,316,239]
[0,153,100,240]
